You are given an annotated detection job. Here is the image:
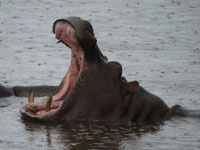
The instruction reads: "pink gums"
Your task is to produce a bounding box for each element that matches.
[53,48,85,101]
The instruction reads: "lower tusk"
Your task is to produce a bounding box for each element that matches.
[28,89,34,103]
[46,96,53,112]
[27,105,38,113]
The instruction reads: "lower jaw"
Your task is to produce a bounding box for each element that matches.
[23,46,85,118]
[24,65,83,118]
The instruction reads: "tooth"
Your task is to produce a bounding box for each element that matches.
[28,89,34,103]
[57,40,62,44]
[46,96,52,112]
[27,105,38,113]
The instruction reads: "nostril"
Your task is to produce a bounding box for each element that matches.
[59,31,63,36]
[55,31,63,38]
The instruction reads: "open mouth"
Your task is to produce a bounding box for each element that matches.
[21,21,85,119]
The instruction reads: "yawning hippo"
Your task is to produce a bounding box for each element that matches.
[20,17,186,123]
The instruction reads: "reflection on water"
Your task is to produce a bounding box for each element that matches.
[23,120,163,150]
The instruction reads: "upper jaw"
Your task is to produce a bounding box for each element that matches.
[54,21,79,49]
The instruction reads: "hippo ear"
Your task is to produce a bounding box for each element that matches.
[121,80,140,95]
[108,61,122,79]
[127,81,140,92]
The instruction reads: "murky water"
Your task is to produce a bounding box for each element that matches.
[0,0,200,149]
[0,97,200,150]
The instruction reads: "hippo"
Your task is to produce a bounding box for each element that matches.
[17,17,190,123]
[0,84,13,98]
[0,84,58,97]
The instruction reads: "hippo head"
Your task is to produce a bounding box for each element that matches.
[52,17,107,62]
[20,17,125,122]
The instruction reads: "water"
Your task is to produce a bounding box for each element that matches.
[0,0,200,149]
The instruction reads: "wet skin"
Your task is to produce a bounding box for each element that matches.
[17,17,187,122]
[0,84,13,98]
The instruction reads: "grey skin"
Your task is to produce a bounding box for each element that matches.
[12,86,58,97]
[3,17,191,122]
[0,84,13,98]
[0,84,57,97]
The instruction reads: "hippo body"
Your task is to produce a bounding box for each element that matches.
[13,86,58,97]
[0,84,13,98]
[21,60,179,122]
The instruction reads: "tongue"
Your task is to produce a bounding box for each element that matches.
[52,71,71,101]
